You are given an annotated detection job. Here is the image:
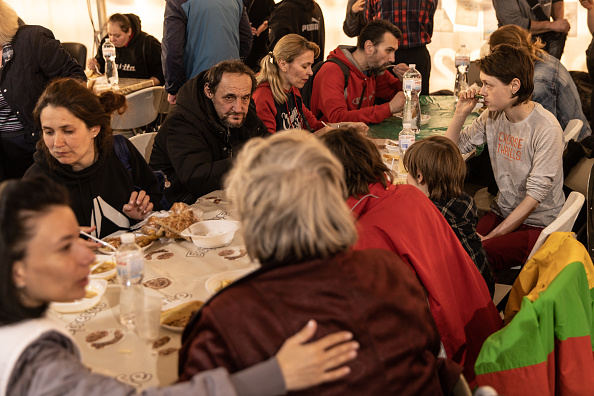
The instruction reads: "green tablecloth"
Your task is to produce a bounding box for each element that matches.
[368,95,479,140]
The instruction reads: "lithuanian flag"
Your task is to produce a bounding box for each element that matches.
[475,258,594,395]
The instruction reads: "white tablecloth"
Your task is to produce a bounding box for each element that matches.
[49,191,258,389]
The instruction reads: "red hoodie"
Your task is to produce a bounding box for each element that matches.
[348,182,503,384]
[253,82,324,133]
[310,45,402,124]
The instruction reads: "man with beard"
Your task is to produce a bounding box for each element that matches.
[150,60,268,204]
[310,20,405,124]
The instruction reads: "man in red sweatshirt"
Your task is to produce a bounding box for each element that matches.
[310,20,405,124]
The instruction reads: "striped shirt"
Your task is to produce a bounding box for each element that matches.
[0,42,24,135]
[366,0,437,49]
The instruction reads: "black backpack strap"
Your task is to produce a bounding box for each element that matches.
[113,134,132,175]
[325,57,350,94]
[305,57,351,117]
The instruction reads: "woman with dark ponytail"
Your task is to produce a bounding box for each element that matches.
[24,78,161,238]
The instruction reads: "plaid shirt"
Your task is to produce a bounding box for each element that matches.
[432,193,496,296]
[366,0,437,48]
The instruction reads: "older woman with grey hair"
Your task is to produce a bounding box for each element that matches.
[179,130,466,395]
[0,175,361,396]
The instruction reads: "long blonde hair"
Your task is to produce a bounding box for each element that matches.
[257,34,319,104]
[489,25,545,63]
[225,130,357,265]
[0,0,19,46]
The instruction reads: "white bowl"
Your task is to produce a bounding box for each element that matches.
[181,220,238,248]
[205,268,257,295]
[385,139,399,152]
[51,279,108,313]
[89,255,117,280]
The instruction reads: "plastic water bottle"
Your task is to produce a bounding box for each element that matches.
[402,64,422,133]
[398,123,415,176]
[116,233,144,330]
[102,38,119,86]
[454,45,470,102]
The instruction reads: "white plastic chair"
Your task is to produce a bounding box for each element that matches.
[526,191,585,261]
[474,187,495,213]
[111,86,165,135]
[563,119,583,147]
[129,132,157,162]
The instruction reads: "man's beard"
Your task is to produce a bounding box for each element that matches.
[220,111,246,128]
[368,62,390,76]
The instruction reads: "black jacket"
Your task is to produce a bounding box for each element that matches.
[267,0,325,60]
[150,71,268,204]
[95,14,164,84]
[0,25,86,138]
[24,139,161,238]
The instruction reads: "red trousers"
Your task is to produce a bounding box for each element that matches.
[477,212,543,270]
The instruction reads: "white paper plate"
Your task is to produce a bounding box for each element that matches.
[160,299,204,332]
[98,233,154,254]
[51,279,108,313]
[89,255,117,280]
[205,268,256,295]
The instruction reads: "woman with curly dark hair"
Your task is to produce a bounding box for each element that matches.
[24,78,159,238]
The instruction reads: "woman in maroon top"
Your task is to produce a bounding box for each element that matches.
[179,131,468,395]
[253,34,367,136]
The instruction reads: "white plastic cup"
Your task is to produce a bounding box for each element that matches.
[135,292,162,341]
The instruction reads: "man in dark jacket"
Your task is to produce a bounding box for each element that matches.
[0,2,86,180]
[150,60,268,204]
[89,13,163,86]
[267,0,325,60]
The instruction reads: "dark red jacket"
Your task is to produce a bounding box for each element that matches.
[179,249,462,395]
[348,182,503,384]
[310,46,402,124]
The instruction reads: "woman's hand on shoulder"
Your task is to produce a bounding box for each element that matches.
[123,190,153,220]
[276,320,359,391]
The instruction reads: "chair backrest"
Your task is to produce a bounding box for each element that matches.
[61,42,87,67]
[111,86,165,132]
[128,132,157,162]
[526,191,585,260]
[564,156,594,196]
[563,119,583,144]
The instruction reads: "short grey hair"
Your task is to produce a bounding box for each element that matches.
[225,130,358,265]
